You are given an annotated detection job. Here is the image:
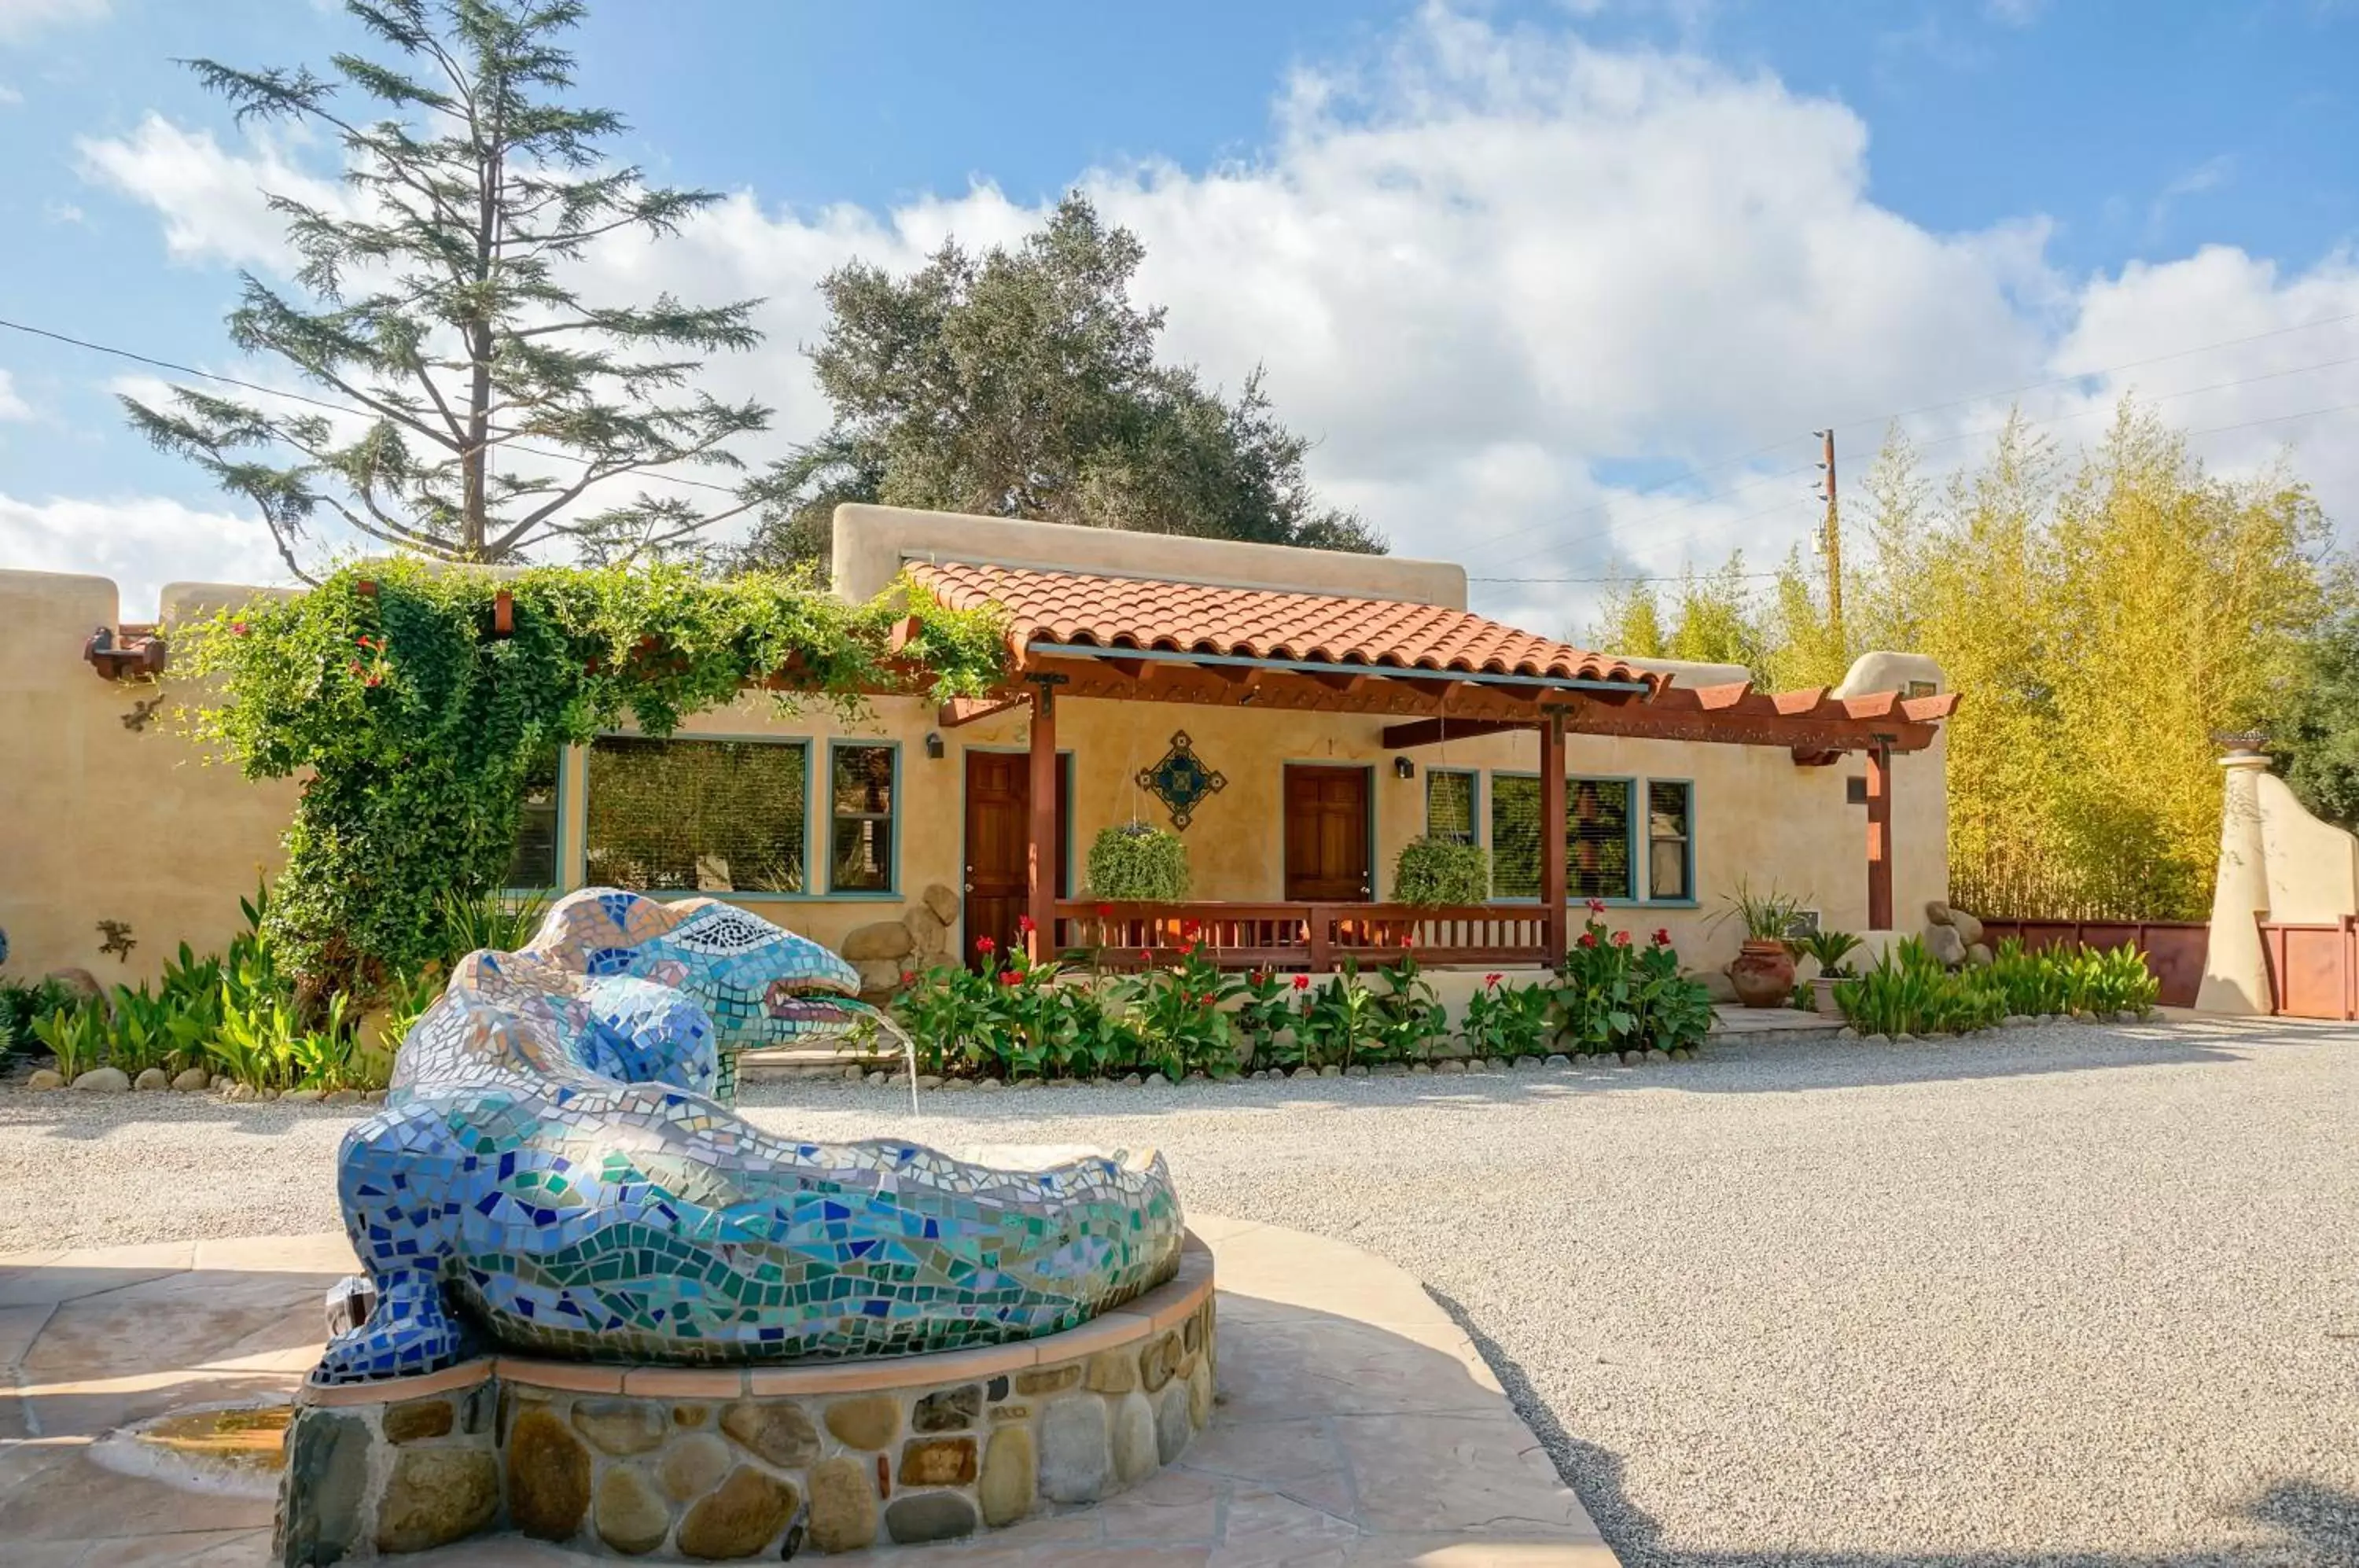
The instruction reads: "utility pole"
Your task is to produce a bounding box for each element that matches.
[1815,428,1844,648]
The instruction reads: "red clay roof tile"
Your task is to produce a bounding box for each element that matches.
[908,561,1655,686]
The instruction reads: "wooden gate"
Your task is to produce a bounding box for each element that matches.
[2257,916,2359,1020]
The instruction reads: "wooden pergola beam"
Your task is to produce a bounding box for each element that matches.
[937,693,1028,728]
[1380,716,1531,749]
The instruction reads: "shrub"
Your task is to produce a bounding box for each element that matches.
[1836,937,2005,1036]
[1085,823,1191,902]
[1554,905,1714,1055]
[1371,950,1447,1060]
[1391,837,1489,906]
[1,977,75,1061]
[1296,961,1384,1069]
[1459,974,1555,1059]
[1791,929,1864,978]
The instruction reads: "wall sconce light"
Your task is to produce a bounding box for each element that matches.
[1393,756,1415,781]
[924,731,945,760]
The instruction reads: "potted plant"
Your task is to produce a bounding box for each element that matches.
[1791,929,1864,1017]
[1716,880,1805,1008]
[1084,822,1190,903]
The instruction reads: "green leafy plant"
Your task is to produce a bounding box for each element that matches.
[1220,969,1298,1071]
[1717,879,1808,942]
[438,888,550,963]
[1390,837,1490,906]
[186,560,1007,996]
[1459,974,1555,1059]
[31,1007,105,1081]
[1790,929,1864,978]
[1371,948,1446,1061]
[1297,960,1382,1070]
[1555,908,1713,1055]
[1836,937,2005,1037]
[1628,929,1716,1051]
[1084,822,1191,903]
[2,977,75,1060]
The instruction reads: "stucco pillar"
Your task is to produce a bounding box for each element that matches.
[1025,684,1058,963]
[2195,749,2273,1015]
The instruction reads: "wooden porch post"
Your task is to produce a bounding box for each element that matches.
[1865,741,1893,931]
[1540,711,1567,961]
[1026,684,1058,963]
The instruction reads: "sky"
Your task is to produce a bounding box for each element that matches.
[1,0,2356,638]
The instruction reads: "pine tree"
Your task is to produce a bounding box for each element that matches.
[123,0,771,577]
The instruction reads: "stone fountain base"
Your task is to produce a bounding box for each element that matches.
[274,1234,1215,1563]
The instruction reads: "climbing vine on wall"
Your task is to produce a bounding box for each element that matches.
[184,561,1008,994]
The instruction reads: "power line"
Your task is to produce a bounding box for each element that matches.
[0,314,749,498]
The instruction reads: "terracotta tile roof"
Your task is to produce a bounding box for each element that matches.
[907,561,1655,686]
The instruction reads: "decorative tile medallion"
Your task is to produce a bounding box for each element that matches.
[1135,731,1226,830]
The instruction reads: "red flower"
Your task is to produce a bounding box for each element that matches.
[1180,917,1202,939]
[1016,914,1036,935]
[976,936,997,955]
[1484,973,1502,988]
[229,620,248,636]
[1611,930,1631,948]
[1140,948,1154,964]
[1577,932,1598,949]
[1652,928,1672,948]
[1095,902,1115,918]
[1587,897,1607,915]
[348,661,365,676]
[1290,974,1311,991]
[998,970,1018,985]
[364,675,382,688]
[1399,933,1415,948]
[1252,970,1269,985]
[1176,938,1198,956]
[900,970,918,985]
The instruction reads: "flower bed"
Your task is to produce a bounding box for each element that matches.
[885,904,1716,1081]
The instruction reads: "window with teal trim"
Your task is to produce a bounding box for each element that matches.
[1426,770,1476,845]
[1489,775,1633,900]
[829,744,897,893]
[585,736,808,894]
[1647,780,1692,901]
[502,742,561,890]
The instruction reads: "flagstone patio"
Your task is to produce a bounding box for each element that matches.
[0,1215,1613,1566]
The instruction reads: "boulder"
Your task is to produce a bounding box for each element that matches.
[840,921,915,963]
[1949,908,1986,946]
[1694,968,1739,1003]
[1924,900,1954,927]
[133,1068,170,1091]
[922,883,962,925]
[1964,941,1994,968]
[71,1067,130,1094]
[171,1067,211,1092]
[1923,923,1968,967]
[25,1069,62,1091]
[854,958,906,998]
[905,905,949,956]
[44,967,102,1003]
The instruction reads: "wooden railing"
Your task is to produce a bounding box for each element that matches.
[1051,901,1552,970]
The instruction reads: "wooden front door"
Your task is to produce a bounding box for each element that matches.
[1283,765,1372,902]
[963,753,1069,966]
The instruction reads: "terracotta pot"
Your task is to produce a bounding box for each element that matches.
[1729,940,1796,1008]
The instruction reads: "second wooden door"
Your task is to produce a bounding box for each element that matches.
[962,752,1070,966]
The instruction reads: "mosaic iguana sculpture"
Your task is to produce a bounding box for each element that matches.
[319,888,1184,1384]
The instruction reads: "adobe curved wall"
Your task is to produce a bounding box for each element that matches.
[2197,756,2359,1013]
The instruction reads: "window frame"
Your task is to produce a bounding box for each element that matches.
[1423,767,1480,847]
[579,729,817,902]
[1483,768,1643,906]
[824,737,903,898]
[1642,777,1698,908]
[502,743,568,896]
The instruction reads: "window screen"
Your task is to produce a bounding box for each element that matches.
[1489,775,1634,900]
[1426,771,1476,845]
[585,736,808,894]
[502,743,561,889]
[1647,780,1692,901]
[829,744,897,893]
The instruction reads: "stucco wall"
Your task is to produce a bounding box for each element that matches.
[0,561,1946,986]
[0,569,299,985]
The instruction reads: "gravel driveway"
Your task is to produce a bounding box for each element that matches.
[4,1014,2354,1565]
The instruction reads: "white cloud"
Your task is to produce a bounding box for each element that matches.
[77,113,351,267]
[0,84,26,106]
[59,6,2359,642]
[0,492,289,620]
[0,0,106,44]
[0,369,28,420]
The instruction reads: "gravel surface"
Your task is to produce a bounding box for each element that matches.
[5,1014,2355,1565]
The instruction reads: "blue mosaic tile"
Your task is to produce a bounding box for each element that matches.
[318,889,1184,1385]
